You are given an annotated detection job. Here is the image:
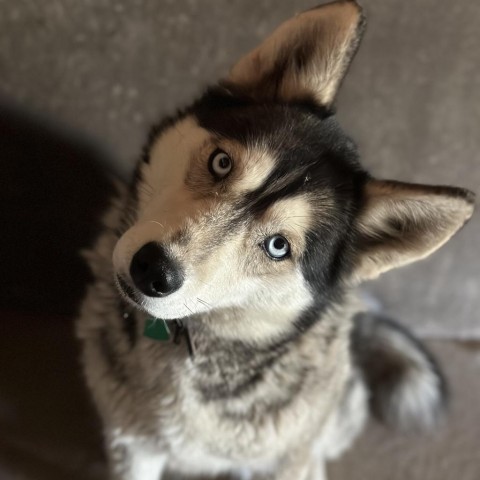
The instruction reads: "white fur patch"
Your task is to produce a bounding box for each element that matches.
[109,432,167,480]
[230,142,276,194]
[262,195,313,252]
[140,117,210,211]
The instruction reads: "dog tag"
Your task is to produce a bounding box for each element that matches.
[144,317,170,341]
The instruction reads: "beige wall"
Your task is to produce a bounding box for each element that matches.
[1,0,478,337]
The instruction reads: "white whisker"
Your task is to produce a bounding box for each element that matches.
[149,220,165,228]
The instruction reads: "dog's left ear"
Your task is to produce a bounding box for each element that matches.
[350,180,475,283]
[224,0,365,106]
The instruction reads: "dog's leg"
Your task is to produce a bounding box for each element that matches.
[262,451,327,480]
[293,458,327,480]
[234,467,254,480]
[107,434,168,480]
[308,459,327,480]
[275,462,326,480]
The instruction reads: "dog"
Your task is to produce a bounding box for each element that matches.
[77,1,475,479]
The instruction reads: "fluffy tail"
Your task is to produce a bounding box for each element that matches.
[351,312,447,431]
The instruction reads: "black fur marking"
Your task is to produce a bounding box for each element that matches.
[219,366,312,422]
[293,303,326,334]
[194,338,291,401]
[118,301,137,348]
[99,329,128,382]
[170,226,191,246]
[193,86,333,138]
[191,87,369,332]
[123,314,136,348]
[243,171,308,216]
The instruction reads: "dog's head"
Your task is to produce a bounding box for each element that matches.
[113,1,474,329]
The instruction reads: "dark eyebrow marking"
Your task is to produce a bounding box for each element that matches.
[242,172,308,216]
[239,155,309,216]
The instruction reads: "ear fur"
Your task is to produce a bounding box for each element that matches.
[351,180,475,283]
[224,0,365,106]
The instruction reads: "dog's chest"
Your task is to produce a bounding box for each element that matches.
[128,330,349,468]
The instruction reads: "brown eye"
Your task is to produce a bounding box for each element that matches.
[209,150,232,179]
[264,235,290,260]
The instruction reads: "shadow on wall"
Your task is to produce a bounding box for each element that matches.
[0,99,118,479]
[0,98,117,316]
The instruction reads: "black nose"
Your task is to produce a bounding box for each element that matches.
[129,242,184,297]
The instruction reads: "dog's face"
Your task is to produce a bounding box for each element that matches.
[113,1,474,325]
[114,104,361,321]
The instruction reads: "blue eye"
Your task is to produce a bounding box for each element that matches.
[209,150,232,179]
[264,235,290,260]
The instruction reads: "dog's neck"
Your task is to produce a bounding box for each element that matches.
[187,304,312,347]
[179,298,357,408]
[185,291,359,351]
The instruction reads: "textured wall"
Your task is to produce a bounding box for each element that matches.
[1,0,478,337]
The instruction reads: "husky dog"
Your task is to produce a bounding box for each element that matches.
[77,1,475,479]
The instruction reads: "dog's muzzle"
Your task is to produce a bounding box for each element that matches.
[129,242,184,297]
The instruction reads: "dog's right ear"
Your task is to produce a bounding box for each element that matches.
[350,180,475,283]
[224,0,365,107]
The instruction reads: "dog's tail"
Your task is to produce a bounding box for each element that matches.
[351,312,447,431]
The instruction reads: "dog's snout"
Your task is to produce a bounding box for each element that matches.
[130,242,184,297]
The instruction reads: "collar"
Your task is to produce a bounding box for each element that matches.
[119,298,194,358]
[143,317,194,358]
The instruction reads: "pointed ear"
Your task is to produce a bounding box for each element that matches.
[224,0,365,106]
[351,180,475,283]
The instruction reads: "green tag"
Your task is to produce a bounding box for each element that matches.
[143,317,170,341]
